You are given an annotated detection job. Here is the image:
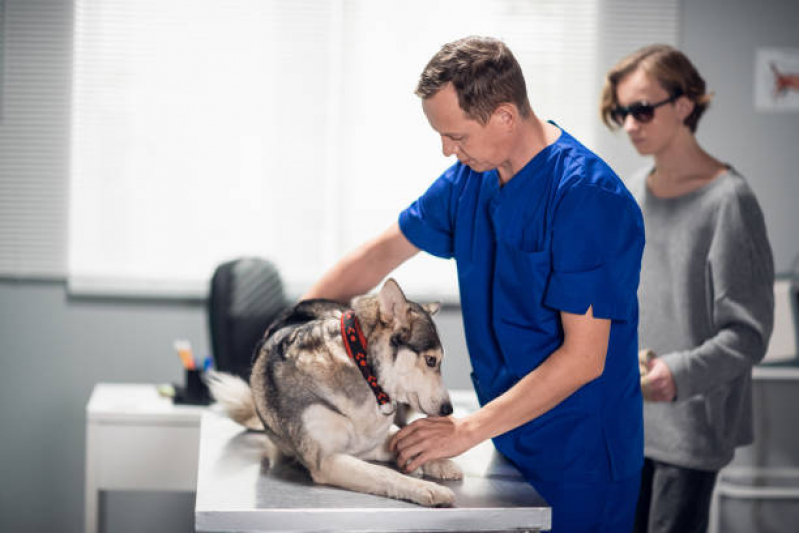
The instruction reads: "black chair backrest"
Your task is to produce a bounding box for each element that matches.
[208,257,288,381]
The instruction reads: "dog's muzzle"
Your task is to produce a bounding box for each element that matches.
[439,402,453,416]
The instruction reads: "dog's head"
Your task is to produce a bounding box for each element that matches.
[371,278,452,417]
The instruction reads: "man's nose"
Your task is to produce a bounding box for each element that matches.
[441,136,456,157]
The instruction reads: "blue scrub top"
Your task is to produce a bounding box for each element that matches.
[399,126,645,484]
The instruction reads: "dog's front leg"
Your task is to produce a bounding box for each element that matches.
[310,453,455,507]
[360,427,400,463]
[363,431,463,482]
[420,458,463,481]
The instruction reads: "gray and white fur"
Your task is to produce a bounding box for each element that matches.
[207,278,462,506]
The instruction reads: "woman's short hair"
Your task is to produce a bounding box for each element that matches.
[416,36,532,125]
[600,44,712,133]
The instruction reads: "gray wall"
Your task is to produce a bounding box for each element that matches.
[681,0,799,274]
[595,0,799,275]
[0,280,209,532]
[1,1,798,532]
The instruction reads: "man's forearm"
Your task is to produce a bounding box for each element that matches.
[302,244,388,303]
[463,342,603,444]
[302,222,419,303]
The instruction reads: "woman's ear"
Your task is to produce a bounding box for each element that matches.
[676,96,695,122]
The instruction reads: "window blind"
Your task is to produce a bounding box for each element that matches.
[0,0,679,298]
[0,0,72,279]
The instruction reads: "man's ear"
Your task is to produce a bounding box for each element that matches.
[423,302,441,316]
[492,103,516,130]
[378,278,409,324]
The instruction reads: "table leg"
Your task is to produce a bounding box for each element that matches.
[85,421,98,533]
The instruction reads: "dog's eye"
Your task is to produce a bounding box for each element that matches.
[425,356,437,368]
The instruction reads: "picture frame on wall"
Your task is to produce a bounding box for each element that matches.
[755,47,799,112]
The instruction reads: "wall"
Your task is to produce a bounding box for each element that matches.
[0,280,208,532]
[683,0,799,274]
[596,0,799,274]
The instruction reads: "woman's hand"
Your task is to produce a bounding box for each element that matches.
[641,357,676,402]
[388,415,476,473]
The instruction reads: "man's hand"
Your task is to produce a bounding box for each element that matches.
[641,356,676,402]
[388,415,476,473]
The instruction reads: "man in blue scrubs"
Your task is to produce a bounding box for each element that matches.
[303,36,645,532]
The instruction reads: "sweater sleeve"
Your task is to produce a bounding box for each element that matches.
[661,184,775,400]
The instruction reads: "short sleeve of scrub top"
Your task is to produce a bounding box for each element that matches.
[545,183,643,321]
[398,166,460,259]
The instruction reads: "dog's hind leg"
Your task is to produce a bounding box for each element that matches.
[309,453,455,507]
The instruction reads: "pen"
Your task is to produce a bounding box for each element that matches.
[203,356,212,372]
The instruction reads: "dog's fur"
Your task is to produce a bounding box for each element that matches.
[207,279,462,506]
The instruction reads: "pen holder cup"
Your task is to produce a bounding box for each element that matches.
[173,369,212,405]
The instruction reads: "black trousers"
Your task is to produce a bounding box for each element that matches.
[634,458,718,533]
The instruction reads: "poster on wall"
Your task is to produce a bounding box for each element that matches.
[755,47,799,112]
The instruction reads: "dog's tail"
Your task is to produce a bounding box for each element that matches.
[206,371,264,431]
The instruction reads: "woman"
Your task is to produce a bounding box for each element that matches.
[600,45,775,533]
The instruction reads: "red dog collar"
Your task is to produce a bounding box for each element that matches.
[341,310,391,406]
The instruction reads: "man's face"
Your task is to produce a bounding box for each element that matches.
[421,83,508,172]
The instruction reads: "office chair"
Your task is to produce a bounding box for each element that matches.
[208,257,288,381]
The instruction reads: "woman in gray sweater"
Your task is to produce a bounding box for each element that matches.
[600,45,775,533]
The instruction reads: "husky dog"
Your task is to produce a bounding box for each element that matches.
[207,278,463,507]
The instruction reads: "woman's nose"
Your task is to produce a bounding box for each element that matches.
[623,114,639,133]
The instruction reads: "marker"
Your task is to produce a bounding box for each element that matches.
[173,339,195,370]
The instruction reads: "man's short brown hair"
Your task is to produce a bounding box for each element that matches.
[600,44,712,133]
[416,36,532,125]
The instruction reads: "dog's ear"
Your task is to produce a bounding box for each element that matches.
[379,278,409,325]
[422,302,441,316]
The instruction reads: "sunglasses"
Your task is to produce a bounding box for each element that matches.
[610,92,682,126]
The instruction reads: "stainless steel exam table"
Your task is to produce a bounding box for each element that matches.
[195,391,551,532]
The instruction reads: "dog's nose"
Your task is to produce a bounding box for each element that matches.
[439,402,453,416]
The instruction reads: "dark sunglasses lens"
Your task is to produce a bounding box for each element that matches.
[611,109,626,125]
[630,104,655,123]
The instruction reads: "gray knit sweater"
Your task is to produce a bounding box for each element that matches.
[628,167,774,471]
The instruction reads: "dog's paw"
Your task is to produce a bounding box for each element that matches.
[422,459,463,481]
[407,466,424,478]
[412,480,456,507]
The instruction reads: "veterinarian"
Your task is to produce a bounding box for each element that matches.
[600,44,775,533]
[304,36,645,532]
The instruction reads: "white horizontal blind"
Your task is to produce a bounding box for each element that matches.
[66,0,677,299]
[0,0,71,278]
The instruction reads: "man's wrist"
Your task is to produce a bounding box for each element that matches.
[462,411,491,447]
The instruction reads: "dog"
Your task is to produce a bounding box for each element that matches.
[207,278,463,506]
